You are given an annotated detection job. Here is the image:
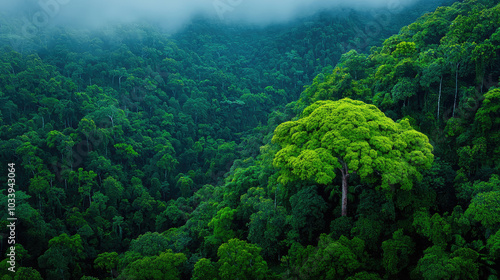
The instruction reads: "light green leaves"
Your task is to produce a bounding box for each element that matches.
[273,98,434,191]
[392,42,417,57]
[288,149,338,185]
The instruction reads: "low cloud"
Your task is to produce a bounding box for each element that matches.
[0,0,422,33]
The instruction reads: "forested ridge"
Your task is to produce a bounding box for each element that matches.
[1,0,500,279]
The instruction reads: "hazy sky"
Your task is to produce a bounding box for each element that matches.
[0,0,422,32]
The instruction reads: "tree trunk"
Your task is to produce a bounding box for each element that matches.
[108,115,114,127]
[60,268,65,280]
[341,174,348,216]
[453,63,459,117]
[481,75,484,94]
[437,76,442,121]
[340,163,350,217]
[274,185,278,210]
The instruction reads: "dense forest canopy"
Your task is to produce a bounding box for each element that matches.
[1,0,500,279]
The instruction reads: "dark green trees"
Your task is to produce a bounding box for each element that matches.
[1,1,500,279]
[120,250,187,280]
[38,234,84,280]
[217,239,270,280]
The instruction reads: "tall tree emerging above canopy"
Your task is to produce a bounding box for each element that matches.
[272,98,434,216]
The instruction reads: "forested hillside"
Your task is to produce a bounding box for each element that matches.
[1,0,499,279]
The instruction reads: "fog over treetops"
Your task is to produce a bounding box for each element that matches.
[0,0,428,32]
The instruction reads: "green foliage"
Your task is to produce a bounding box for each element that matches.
[287,185,328,243]
[413,245,480,280]
[1,1,500,279]
[129,232,170,256]
[487,229,500,259]
[94,252,118,276]
[120,250,187,280]
[284,234,368,279]
[162,227,192,252]
[346,271,383,280]
[465,191,500,230]
[192,258,218,280]
[413,210,452,245]
[351,216,384,251]
[103,176,124,207]
[329,216,354,239]
[382,229,415,276]
[391,77,416,103]
[339,50,369,80]
[273,98,433,189]
[13,267,43,280]
[217,239,270,280]
[392,42,417,57]
[456,174,500,203]
[273,98,434,217]
[38,233,84,280]
[476,88,500,132]
[114,143,139,162]
[207,207,237,247]
[177,175,194,197]
[184,200,218,245]
[247,197,287,260]
[473,88,500,165]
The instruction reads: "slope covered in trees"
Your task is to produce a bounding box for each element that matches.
[1,0,499,279]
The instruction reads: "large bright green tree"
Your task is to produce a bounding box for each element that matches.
[272,98,434,216]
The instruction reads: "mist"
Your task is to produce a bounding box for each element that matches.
[0,0,424,34]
